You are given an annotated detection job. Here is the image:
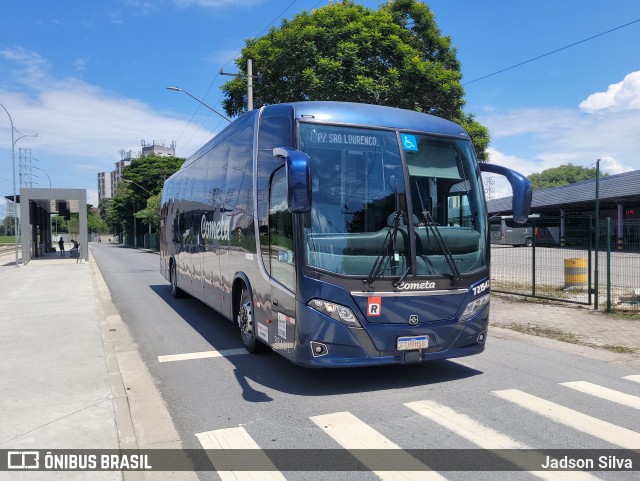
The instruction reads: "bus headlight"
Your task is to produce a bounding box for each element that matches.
[308,299,362,328]
[460,293,490,322]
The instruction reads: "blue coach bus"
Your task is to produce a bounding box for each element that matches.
[160,101,531,367]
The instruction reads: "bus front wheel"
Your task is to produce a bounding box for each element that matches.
[171,262,184,299]
[237,284,261,353]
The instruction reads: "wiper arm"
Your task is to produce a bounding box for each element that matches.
[365,211,400,288]
[366,176,410,288]
[423,210,461,284]
[415,181,461,284]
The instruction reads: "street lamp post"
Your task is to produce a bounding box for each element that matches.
[0,101,38,267]
[220,58,256,111]
[166,86,231,123]
[33,165,52,187]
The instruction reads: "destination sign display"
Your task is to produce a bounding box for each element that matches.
[308,129,382,148]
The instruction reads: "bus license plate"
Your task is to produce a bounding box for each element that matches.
[397,335,428,351]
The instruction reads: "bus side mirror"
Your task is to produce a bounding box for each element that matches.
[479,163,532,223]
[273,147,312,213]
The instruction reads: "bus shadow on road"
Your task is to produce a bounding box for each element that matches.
[149,284,484,400]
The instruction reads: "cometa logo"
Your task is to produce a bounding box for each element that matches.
[396,281,436,290]
[201,215,231,242]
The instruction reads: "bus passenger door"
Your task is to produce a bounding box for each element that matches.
[268,167,297,356]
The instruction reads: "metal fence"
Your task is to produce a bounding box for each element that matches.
[490,216,640,312]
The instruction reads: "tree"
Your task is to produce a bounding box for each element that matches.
[135,193,161,231]
[68,216,80,236]
[101,154,184,242]
[222,0,490,160]
[88,206,109,234]
[51,215,68,234]
[2,216,17,236]
[527,164,607,190]
[122,155,184,197]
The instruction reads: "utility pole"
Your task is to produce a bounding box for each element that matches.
[594,158,601,310]
[221,59,256,111]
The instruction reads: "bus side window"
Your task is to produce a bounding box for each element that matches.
[269,167,295,291]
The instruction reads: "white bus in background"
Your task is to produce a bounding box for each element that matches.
[490,215,541,247]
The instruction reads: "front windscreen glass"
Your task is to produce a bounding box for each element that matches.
[299,123,487,278]
[403,133,486,276]
[300,124,404,276]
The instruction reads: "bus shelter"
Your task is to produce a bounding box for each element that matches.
[18,188,88,263]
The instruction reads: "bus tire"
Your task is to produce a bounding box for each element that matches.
[525,237,533,247]
[171,261,184,299]
[237,283,262,353]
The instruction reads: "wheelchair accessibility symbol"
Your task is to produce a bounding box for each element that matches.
[401,134,418,151]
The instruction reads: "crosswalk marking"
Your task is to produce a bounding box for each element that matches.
[561,381,640,410]
[158,348,248,363]
[623,374,640,384]
[494,389,640,449]
[405,400,526,449]
[404,400,601,481]
[310,411,446,481]
[192,377,640,478]
[195,426,286,481]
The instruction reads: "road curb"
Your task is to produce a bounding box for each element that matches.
[89,247,198,481]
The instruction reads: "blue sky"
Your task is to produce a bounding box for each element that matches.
[1,0,640,212]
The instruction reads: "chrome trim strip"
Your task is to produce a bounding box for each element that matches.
[350,289,468,297]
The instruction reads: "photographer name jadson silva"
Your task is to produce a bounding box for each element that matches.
[542,455,633,470]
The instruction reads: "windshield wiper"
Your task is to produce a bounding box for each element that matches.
[365,176,410,288]
[416,181,461,285]
[365,214,397,288]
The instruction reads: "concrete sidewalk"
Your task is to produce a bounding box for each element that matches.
[0,246,638,479]
[0,249,194,481]
[0,251,123,480]
[490,294,640,354]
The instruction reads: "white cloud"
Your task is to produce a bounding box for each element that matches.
[579,70,640,113]
[482,107,639,177]
[0,47,214,204]
[480,72,640,199]
[595,156,634,175]
[482,149,540,199]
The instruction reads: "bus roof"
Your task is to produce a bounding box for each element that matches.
[171,101,470,177]
[281,101,470,138]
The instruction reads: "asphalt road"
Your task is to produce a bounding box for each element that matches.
[91,243,640,481]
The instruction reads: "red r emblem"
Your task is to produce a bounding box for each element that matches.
[367,297,382,316]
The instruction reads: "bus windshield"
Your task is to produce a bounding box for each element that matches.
[299,123,487,279]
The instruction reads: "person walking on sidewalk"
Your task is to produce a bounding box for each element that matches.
[58,236,65,257]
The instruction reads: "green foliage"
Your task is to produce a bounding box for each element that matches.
[68,216,79,235]
[88,209,109,234]
[1,216,17,236]
[51,215,68,234]
[222,0,489,160]
[122,155,184,196]
[135,193,162,230]
[101,154,184,238]
[527,164,607,190]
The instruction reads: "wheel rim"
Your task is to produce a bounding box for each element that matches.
[238,295,253,337]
